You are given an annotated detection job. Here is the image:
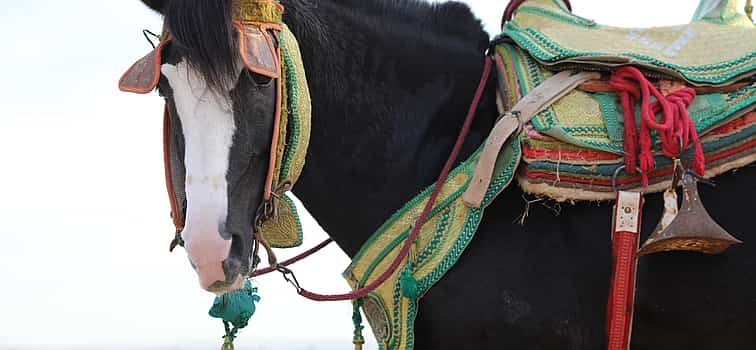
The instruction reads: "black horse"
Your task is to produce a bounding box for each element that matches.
[136,0,756,348]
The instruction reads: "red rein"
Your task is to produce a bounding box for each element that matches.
[254,57,493,302]
[609,66,704,186]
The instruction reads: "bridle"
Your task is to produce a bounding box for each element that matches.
[119,0,303,252]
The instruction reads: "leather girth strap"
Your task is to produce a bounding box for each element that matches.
[462,70,600,208]
[607,191,644,350]
[163,105,185,251]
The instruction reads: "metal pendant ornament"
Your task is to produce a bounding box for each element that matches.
[639,162,742,256]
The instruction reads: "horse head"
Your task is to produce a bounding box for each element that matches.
[123,0,282,294]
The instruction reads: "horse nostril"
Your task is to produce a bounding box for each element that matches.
[223,256,243,282]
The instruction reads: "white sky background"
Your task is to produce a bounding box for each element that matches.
[0,0,715,349]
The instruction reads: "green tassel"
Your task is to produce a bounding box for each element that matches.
[209,280,261,348]
[399,266,419,299]
[209,280,260,330]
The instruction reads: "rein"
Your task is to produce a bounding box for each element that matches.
[253,56,494,301]
[250,238,334,277]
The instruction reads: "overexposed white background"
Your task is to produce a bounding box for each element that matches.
[0,0,711,349]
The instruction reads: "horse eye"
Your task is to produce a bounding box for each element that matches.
[243,69,273,86]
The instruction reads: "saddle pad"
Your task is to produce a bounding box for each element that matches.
[493,35,755,201]
[499,0,756,86]
[496,42,756,155]
[519,112,756,201]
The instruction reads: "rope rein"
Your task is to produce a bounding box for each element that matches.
[252,56,494,301]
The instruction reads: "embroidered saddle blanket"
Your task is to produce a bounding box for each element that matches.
[502,0,755,86]
[498,0,756,201]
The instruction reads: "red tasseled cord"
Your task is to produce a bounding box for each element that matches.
[609,67,704,187]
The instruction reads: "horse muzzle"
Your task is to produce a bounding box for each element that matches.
[184,231,246,294]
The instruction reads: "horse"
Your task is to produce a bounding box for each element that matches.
[129,0,756,348]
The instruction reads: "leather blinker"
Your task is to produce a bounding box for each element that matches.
[119,37,172,94]
[235,22,281,79]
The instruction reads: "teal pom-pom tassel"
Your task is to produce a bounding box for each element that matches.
[399,266,419,300]
[209,280,261,331]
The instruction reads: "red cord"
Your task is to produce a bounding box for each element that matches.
[609,67,704,186]
[250,238,334,277]
[277,57,494,302]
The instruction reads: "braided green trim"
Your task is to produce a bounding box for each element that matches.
[516,5,597,27]
[596,92,624,142]
[503,27,756,85]
[415,206,453,267]
[279,27,301,181]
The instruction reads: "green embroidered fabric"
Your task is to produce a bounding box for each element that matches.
[344,141,521,350]
[499,0,756,86]
[496,42,756,155]
[256,24,311,249]
[494,0,755,201]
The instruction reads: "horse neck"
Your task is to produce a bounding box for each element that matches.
[284,0,497,257]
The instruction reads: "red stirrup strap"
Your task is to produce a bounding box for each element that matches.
[163,105,185,232]
[607,191,643,350]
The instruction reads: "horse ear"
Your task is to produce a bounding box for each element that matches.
[141,0,168,14]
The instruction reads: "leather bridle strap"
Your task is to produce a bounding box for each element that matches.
[263,64,284,202]
[163,105,185,251]
[462,70,600,208]
[250,238,334,277]
[607,191,643,350]
[256,56,494,301]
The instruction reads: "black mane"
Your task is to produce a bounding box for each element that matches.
[160,0,489,92]
[163,0,238,92]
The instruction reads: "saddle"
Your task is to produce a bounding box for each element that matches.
[466,0,755,203]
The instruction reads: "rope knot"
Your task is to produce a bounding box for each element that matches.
[609,66,704,187]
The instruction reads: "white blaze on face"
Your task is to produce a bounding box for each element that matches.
[161,61,242,290]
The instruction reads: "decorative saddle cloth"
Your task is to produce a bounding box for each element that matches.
[499,0,756,201]
[346,1,755,349]
[503,0,755,86]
